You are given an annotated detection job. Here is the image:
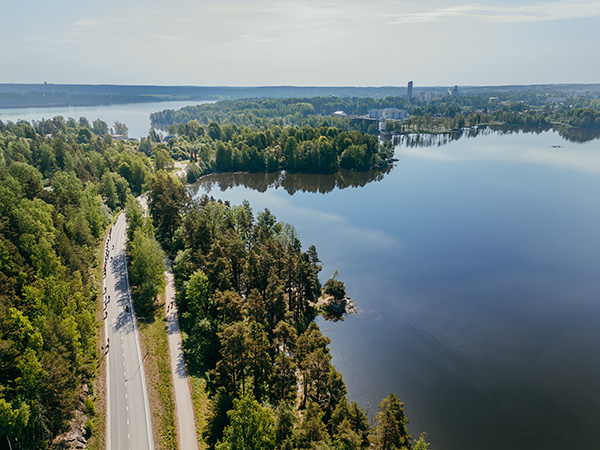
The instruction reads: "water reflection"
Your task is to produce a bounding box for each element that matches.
[189,167,393,197]
[393,129,600,175]
[190,130,600,450]
[555,126,600,142]
[0,100,210,138]
[391,125,600,147]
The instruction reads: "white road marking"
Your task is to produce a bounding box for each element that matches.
[106,213,153,450]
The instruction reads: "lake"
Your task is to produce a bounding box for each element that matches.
[190,130,600,450]
[0,100,210,138]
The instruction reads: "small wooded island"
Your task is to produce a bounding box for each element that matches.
[0,115,428,449]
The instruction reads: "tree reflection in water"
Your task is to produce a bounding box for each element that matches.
[189,167,393,196]
[392,125,600,148]
[189,126,599,197]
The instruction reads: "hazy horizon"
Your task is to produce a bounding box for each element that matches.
[1,82,598,89]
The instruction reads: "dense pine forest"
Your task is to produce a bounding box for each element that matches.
[0,115,423,449]
[145,172,427,449]
[147,120,395,183]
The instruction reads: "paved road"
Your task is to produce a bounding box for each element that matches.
[165,262,199,450]
[104,214,153,450]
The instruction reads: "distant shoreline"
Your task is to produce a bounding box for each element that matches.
[0,98,208,110]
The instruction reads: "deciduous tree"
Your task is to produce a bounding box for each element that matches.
[217,392,276,450]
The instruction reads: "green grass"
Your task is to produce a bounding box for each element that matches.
[87,222,115,450]
[189,375,212,449]
[139,305,178,450]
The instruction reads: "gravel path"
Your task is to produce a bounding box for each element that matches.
[164,261,199,450]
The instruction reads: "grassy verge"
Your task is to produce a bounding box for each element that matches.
[138,299,178,450]
[189,375,212,449]
[86,219,115,450]
[87,290,107,450]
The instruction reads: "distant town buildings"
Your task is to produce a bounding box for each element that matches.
[417,85,460,102]
[418,92,446,102]
[407,81,413,99]
[369,108,408,120]
[331,108,409,132]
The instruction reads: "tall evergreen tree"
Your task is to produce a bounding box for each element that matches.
[371,393,412,450]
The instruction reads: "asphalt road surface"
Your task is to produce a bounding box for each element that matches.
[104,214,153,450]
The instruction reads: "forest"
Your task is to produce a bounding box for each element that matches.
[0,117,153,448]
[145,170,428,449]
[5,87,597,448]
[2,85,598,448]
[151,92,600,142]
[0,115,426,449]
[142,120,395,183]
[150,97,410,131]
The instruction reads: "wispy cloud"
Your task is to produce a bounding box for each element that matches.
[389,4,476,24]
[155,35,184,42]
[238,34,276,44]
[25,19,104,46]
[6,0,599,84]
[73,19,101,27]
[388,1,600,25]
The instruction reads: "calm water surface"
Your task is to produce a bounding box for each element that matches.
[0,100,209,138]
[191,130,600,450]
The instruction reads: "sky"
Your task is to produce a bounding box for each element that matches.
[2,0,599,86]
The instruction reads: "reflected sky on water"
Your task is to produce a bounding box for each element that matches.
[0,100,209,138]
[192,129,600,450]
